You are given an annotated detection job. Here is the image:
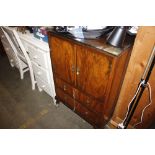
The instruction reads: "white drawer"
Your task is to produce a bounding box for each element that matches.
[26,44,48,69]
[36,77,52,96]
[32,62,50,83]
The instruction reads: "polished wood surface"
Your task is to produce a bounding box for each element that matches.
[76,44,113,102]
[50,36,76,85]
[48,32,133,128]
[110,26,155,128]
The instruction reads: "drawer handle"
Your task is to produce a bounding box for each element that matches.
[33,55,38,59]
[42,85,46,88]
[86,99,90,105]
[37,71,42,75]
[85,111,88,115]
[63,85,67,91]
[71,65,75,72]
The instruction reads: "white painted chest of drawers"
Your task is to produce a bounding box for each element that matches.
[18,32,56,103]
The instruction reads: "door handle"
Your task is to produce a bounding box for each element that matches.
[71,65,75,72]
[76,67,80,75]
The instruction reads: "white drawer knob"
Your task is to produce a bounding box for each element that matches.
[42,85,45,88]
[33,55,38,59]
[37,71,42,75]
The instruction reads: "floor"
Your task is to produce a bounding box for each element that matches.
[0,55,92,129]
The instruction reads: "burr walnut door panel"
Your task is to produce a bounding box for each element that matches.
[76,45,113,102]
[50,37,76,85]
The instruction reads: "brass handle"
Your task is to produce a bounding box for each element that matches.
[85,111,88,115]
[71,65,75,72]
[63,85,67,91]
[76,67,80,75]
[86,99,90,105]
[109,62,112,71]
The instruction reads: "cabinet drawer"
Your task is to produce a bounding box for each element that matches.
[56,88,74,110]
[75,102,100,126]
[32,62,50,83]
[55,77,74,98]
[56,88,99,126]
[26,43,48,69]
[75,90,104,116]
[36,77,51,96]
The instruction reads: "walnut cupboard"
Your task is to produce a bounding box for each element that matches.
[48,32,133,128]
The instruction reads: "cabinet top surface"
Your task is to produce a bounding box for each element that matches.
[48,31,134,56]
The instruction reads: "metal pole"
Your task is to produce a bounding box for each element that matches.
[118,45,155,129]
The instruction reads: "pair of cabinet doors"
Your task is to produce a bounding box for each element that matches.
[50,36,113,103]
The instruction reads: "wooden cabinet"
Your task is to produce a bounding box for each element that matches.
[48,32,133,128]
[51,37,76,85]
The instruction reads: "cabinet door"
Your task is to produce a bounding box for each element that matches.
[50,37,76,85]
[76,45,113,102]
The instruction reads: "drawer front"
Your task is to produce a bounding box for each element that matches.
[55,77,74,98]
[75,101,100,126]
[56,87,100,126]
[26,43,48,69]
[56,88,74,110]
[55,77,104,116]
[36,77,51,96]
[75,90,104,116]
[32,62,50,83]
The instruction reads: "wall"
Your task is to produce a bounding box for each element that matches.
[109,26,155,129]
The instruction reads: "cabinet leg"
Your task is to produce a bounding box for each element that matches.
[54,97,60,107]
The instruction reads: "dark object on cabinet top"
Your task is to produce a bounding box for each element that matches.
[53,26,114,39]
